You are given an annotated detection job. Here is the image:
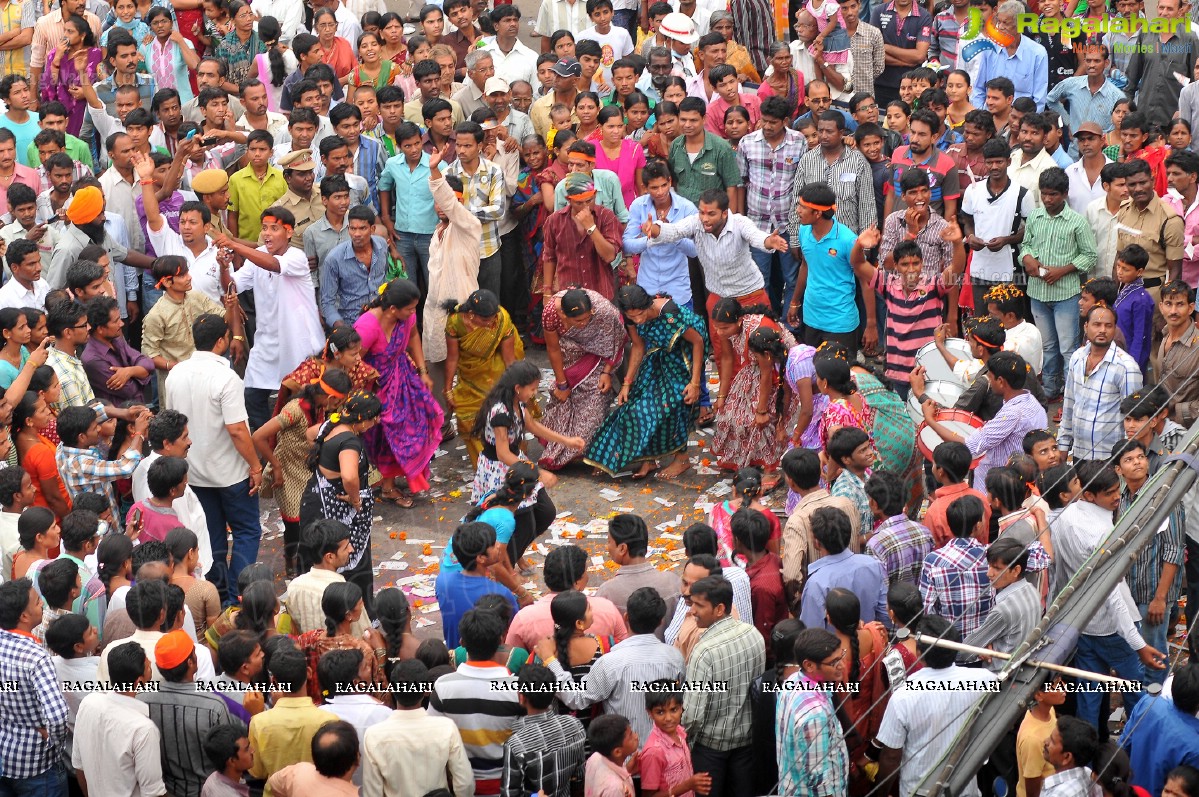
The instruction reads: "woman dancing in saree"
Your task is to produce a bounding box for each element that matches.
[585,285,707,481]
[274,326,379,414]
[539,288,627,471]
[354,279,444,508]
[709,300,797,488]
[443,290,522,466]
[298,392,383,613]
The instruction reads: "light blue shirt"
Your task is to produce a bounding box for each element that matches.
[971,36,1049,111]
[1046,75,1125,135]
[622,191,698,305]
[377,152,437,235]
[1050,146,1074,169]
[797,220,860,335]
[319,235,389,326]
[441,507,516,572]
[799,549,890,630]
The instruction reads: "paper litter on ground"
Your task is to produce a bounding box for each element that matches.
[653,497,676,507]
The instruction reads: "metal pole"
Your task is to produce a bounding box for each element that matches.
[900,630,1141,686]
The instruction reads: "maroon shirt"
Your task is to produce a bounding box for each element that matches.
[541,204,623,300]
[745,552,788,663]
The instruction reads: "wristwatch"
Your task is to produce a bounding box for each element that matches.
[585,224,597,236]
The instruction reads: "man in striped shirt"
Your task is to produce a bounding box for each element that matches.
[500,664,586,797]
[1059,304,1142,463]
[851,199,966,397]
[428,608,523,797]
[775,629,850,797]
[140,630,234,797]
[962,538,1041,672]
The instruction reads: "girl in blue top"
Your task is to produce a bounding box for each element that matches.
[440,462,541,607]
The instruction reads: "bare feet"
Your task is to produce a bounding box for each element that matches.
[632,461,656,480]
[657,457,692,481]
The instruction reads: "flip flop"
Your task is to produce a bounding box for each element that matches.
[379,491,415,509]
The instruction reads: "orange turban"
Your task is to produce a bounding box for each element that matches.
[66,186,104,226]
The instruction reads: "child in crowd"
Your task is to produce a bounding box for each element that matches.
[708,467,782,565]
[126,457,190,543]
[825,426,875,538]
[1078,277,1128,351]
[984,283,1043,375]
[585,713,639,797]
[856,123,891,229]
[550,103,574,132]
[1015,679,1067,797]
[924,441,991,547]
[885,101,911,143]
[1021,429,1060,472]
[795,116,818,150]
[200,722,254,797]
[640,681,710,797]
[1113,244,1155,374]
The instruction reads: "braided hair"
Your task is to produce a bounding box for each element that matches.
[96,533,133,596]
[374,587,411,661]
[323,326,362,361]
[732,467,762,506]
[814,345,856,396]
[825,587,862,685]
[465,461,539,520]
[749,327,789,415]
[258,16,287,87]
[550,589,588,666]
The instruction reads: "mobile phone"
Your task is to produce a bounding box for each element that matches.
[184,128,198,141]
[201,136,218,147]
[130,507,142,528]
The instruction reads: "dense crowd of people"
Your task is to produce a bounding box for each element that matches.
[4,0,1199,794]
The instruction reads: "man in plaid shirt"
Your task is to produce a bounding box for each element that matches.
[865,470,934,587]
[776,628,850,797]
[919,494,995,637]
[55,404,149,519]
[0,578,70,795]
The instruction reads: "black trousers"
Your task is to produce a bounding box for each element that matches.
[508,489,556,564]
[690,743,754,797]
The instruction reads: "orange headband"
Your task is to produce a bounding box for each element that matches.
[800,199,836,212]
[318,377,347,401]
[154,263,186,289]
[973,336,1002,350]
[262,215,294,232]
[569,153,596,163]
[566,189,596,201]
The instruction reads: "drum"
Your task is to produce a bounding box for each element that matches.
[917,408,986,464]
[915,338,975,385]
[906,379,967,424]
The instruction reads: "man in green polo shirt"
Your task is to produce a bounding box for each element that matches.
[668,95,742,209]
[228,130,287,243]
[26,103,94,170]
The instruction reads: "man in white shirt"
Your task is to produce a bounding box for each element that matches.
[0,238,49,310]
[534,0,589,44]
[482,5,538,87]
[319,649,393,787]
[96,579,169,682]
[215,207,324,431]
[250,0,305,43]
[363,660,474,797]
[1008,113,1060,204]
[1066,122,1111,214]
[961,138,1035,311]
[165,315,262,606]
[875,615,999,797]
[73,641,167,797]
[1085,161,1128,280]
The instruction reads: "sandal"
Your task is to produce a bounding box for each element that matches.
[379,491,415,508]
[697,408,715,427]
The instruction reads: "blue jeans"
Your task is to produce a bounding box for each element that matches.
[141,271,164,316]
[244,387,274,433]
[612,8,638,39]
[750,248,798,317]
[1136,601,1169,685]
[193,479,262,605]
[396,231,432,292]
[1072,632,1145,727]
[1029,295,1080,396]
[0,761,68,796]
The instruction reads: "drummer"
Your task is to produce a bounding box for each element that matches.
[919,352,1048,496]
[911,317,1048,422]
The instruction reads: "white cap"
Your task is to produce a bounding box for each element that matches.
[658,12,698,45]
[483,76,510,95]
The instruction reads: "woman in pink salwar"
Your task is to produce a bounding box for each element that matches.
[354,279,444,507]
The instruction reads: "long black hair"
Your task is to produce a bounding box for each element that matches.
[258,16,287,86]
[293,367,352,423]
[473,360,540,441]
[96,533,133,595]
[710,298,774,325]
[814,346,856,396]
[749,327,789,415]
[550,589,589,665]
[825,587,861,685]
[374,587,411,661]
[235,581,278,637]
[465,461,539,520]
